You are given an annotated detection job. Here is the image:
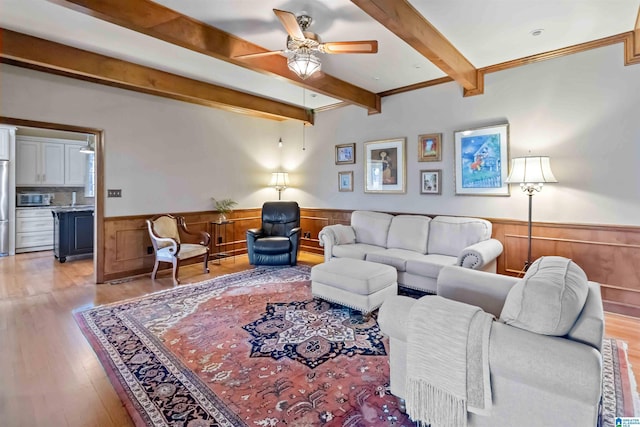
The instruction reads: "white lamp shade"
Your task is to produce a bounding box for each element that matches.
[270,172,290,189]
[506,156,557,184]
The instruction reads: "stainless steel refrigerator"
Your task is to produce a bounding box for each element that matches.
[0,160,9,256]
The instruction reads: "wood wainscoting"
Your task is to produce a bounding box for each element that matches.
[491,219,640,317]
[101,208,640,317]
[102,208,341,282]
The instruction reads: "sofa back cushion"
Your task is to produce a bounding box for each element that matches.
[500,256,589,336]
[387,215,431,254]
[427,216,492,256]
[351,211,393,247]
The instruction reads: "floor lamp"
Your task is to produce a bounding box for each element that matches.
[505,156,557,271]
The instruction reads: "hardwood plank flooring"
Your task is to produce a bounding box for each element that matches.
[0,250,638,426]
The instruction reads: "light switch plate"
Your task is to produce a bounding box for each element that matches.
[107,189,122,198]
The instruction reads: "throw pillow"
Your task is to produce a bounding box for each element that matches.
[500,256,589,336]
[333,224,356,245]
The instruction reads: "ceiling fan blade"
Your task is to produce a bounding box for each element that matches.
[234,50,285,59]
[273,9,305,40]
[321,41,379,54]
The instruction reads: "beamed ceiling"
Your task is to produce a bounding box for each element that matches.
[1,0,639,123]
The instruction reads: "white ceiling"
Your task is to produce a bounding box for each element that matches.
[1,0,638,112]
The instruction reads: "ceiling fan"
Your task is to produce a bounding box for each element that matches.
[236,9,378,80]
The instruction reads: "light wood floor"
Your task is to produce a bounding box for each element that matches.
[1,251,638,426]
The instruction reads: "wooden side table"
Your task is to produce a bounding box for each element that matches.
[210,220,235,263]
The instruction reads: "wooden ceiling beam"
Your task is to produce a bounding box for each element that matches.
[0,29,313,123]
[52,0,382,114]
[351,0,481,96]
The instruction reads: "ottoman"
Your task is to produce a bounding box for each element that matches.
[311,258,398,314]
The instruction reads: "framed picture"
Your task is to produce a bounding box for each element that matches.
[420,169,442,194]
[364,137,406,193]
[454,123,510,196]
[335,143,356,165]
[418,133,442,162]
[338,171,353,192]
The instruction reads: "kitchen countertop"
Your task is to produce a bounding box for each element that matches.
[51,205,95,213]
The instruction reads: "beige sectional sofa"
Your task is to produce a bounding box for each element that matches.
[379,257,604,426]
[318,210,503,293]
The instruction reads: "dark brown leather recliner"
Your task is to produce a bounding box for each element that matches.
[246,201,301,266]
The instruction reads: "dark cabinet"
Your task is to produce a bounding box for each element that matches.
[53,209,94,263]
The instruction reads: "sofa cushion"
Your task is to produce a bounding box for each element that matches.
[332,243,387,260]
[351,210,393,247]
[405,254,458,279]
[366,248,428,272]
[427,216,492,256]
[253,236,291,254]
[386,215,431,254]
[500,256,589,336]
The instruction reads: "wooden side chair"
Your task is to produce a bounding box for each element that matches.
[146,214,210,285]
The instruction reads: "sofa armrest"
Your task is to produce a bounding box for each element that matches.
[288,227,301,238]
[378,295,417,342]
[318,224,356,262]
[437,266,518,317]
[489,322,602,405]
[457,238,503,270]
[246,228,263,238]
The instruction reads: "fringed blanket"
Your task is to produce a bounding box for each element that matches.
[406,296,493,427]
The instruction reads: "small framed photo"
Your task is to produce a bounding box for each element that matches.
[364,137,407,193]
[420,169,442,194]
[338,171,354,192]
[418,133,442,162]
[335,143,356,165]
[454,123,510,196]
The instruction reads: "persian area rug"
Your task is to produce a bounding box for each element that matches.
[75,265,639,427]
[601,339,640,427]
[75,266,412,426]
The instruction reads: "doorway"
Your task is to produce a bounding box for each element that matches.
[0,116,104,283]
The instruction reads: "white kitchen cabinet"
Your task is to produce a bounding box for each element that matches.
[15,208,54,253]
[16,137,65,186]
[65,143,87,186]
[16,136,88,187]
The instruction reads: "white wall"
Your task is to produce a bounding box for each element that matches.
[2,42,639,226]
[296,43,640,226]
[0,64,289,216]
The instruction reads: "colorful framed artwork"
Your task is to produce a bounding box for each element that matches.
[420,169,442,194]
[338,171,353,192]
[418,133,442,162]
[454,124,510,196]
[335,143,356,165]
[364,137,406,193]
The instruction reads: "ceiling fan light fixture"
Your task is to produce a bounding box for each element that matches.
[288,49,321,80]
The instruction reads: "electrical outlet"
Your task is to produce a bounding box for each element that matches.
[107,189,122,198]
[217,236,223,244]
[147,246,153,254]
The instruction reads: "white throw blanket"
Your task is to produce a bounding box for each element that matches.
[405,296,493,427]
